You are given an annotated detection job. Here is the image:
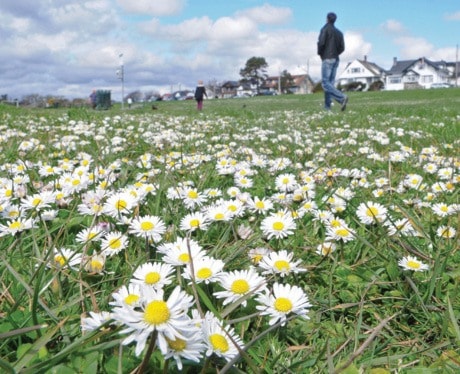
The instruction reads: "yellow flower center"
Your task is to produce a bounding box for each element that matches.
[167,337,187,351]
[407,260,421,270]
[366,207,379,217]
[188,190,198,199]
[9,221,22,230]
[251,254,263,264]
[274,260,290,272]
[54,255,66,267]
[214,213,225,220]
[336,228,350,237]
[230,279,250,294]
[209,334,229,353]
[197,267,212,280]
[145,271,161,284]
[273,221,284,231]
[32,197,42,206]
[124,294,140,306]
[329,219,341,227]
[178,253,190,263]
[274,297,293,313]
[282,177,289,184]
[190,219,200,227]
[140,221,154,231]
[90,259,104,272]
[116,199,127,211]
[144,300,170,325]
[255,201,265,209]
[72,179,80,186]
[108,238,121,249]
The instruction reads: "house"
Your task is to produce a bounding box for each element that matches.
[290,74,315,94]
[261,74,315,94]
[220,81,239,98]
[338,56,386,90]
[385,57,451,90]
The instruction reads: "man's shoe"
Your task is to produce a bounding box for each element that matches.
[341,96,348,111]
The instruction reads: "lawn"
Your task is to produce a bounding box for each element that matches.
[0,88,459,373]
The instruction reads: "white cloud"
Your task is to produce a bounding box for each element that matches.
[444,11,460,21]
[236,4,292,25]
[116,0,185,16]
[381,19,406,33]
[394,36,434,59]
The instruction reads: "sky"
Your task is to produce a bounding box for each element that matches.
[1,0,459,100]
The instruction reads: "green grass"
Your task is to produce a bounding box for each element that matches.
[0,89,459,373]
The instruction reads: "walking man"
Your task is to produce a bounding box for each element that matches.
[317,12,348,111]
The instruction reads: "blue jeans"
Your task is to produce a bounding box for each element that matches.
[321,58,346,109]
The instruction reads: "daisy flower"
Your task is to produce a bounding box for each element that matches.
[179,211,210,232]
[385,218,418,237]
[256,283,312,326]
[50,247,82,270]
[214,268,267,307]
[436,225,456,239]
[158,237,206,267]
[113,286,194,357]
[398,255,429,272]
[258,249,306,277]
[110,283,143,309]
[202,311,244,362]
[81,311,113,333]
[222,198,245,217]
[316,242,337,256]
[0,217,36,237]
[356,201,388,225]
[325,222,355,243]
[205,203,234,222]
[75,226,103,244]
[83,253,106,274]
[163,324,205,371]
[132,262,174,289]
[100,231,129,257]
[431,203,453,218]
[20,191,56,212]
[260,211,296,240]
[180,187,208,210]
[247,196,274,215]
[129,215,166,242]
[248,247,272,265]
[182,256,225,284]
[103,191,137,218]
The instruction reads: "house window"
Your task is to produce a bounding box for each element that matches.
[405,75,417,82]
[351,68,361,73]
[389,78,401,84]
[421,75,433,83]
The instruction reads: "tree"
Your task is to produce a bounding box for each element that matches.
[280,70,294,94]
[239,57,268,95]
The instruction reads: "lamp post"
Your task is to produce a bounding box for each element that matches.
[117,53,125,110]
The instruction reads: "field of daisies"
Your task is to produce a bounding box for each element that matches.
[0,90,459,373]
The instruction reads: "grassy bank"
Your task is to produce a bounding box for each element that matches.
[0,89,459,373]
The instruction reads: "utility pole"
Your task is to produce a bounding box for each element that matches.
[117,53,125,109]
[456,44,459,87]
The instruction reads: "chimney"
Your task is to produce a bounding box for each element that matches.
[393,57,397,66]
[364,55,367,62]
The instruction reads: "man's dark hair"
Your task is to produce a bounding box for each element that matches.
[327,12,337,23]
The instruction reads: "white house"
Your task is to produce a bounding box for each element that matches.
[385,57,452,90]
[338,56,386,90]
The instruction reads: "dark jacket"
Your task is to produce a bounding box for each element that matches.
[317,23,344,60]
[194,85,207,101]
